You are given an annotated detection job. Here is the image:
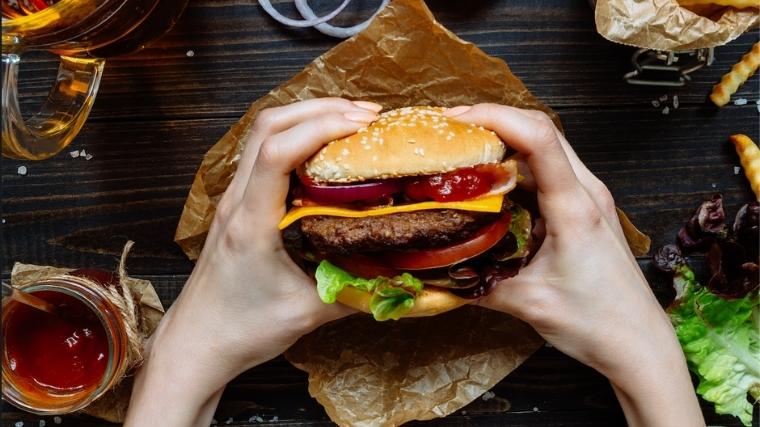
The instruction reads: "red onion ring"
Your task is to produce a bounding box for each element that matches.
[259,0,352,28]
[294,0,389,38]
[301,180,404,205]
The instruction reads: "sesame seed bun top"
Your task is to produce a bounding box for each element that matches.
[304,106,506,183]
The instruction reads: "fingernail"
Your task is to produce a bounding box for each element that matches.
[444,105,472,117]
[352,100,383,112]
[344,111,378,123]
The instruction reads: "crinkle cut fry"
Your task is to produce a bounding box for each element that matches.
[710,42,760,107]
[730,134,760,201]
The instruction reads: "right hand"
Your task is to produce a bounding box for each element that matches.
[445,104,704,427]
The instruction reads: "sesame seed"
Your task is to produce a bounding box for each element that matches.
[363,145,371,150]
[408,139,416,144]
[467,129,473,133]
[372,155,378,161]
[341,149,349,156]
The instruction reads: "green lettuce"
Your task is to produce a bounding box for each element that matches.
[667,264,760,426]
[315,260,423,321]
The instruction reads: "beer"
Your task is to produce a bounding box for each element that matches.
[2,0,188,159]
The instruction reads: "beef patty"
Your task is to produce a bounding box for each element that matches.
[301,209,499,254]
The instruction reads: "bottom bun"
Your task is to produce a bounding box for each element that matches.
[336,286,470,318]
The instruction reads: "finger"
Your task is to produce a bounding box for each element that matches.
[446,104,582,198]
[511,109,627,244]
[227,98,382,203]
[243,111,377,221]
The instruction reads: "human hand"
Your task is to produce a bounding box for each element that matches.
[445,104,704,427]
[126,98,381,426]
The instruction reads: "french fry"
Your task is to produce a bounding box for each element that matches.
[679,0,760,8]
[710,42,760,107]
[730,134,760,201]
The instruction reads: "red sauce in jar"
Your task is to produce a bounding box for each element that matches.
[405,167,493,202]
[4,290,108,394]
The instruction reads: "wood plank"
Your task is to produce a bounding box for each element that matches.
[2,104,756,274]
[13,0,759,122]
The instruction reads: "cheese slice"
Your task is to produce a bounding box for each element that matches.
[278,194,505,230]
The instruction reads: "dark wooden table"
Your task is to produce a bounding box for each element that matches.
[2,0,758,425]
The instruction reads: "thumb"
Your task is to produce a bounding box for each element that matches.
[475,260,547,322]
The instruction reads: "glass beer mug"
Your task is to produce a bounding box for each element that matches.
[2,0,188,160]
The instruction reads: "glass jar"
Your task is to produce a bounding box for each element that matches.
[1,274,129,414]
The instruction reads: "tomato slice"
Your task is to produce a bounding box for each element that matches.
[327,254,401,279]
[383,212,512,270]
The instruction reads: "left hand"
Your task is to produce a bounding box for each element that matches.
[125,98,382,426]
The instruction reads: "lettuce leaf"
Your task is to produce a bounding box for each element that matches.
[315,261,423,321]
[667,264,760,426]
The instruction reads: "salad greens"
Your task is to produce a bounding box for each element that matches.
[655,196,759,426]
[315,260,422,321]
[666,262,759,426]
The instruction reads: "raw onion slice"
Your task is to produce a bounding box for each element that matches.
[302,180,404,205]
[294,0,389,38]
[476,160,518,197]
[259,0,352,28]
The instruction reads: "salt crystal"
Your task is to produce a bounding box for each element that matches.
[734,98,748,106]
[735,166,741,175]
[651,100,660,108]
[79,149,86,157]
[17,165,27,175]
[53,419,62,425]
[255,416,264,422]
[85,154,93,161]
[225,418,233,424]
[482,391,496,401]
[659,94,668,102]
[672,95,679,109]
[711,183,717,188]
[186,50,195,57]
[545,342,554,348]
[69,150,80,158]
[533,406,539,412]
[756,100,760,104]
[661,106,670,115]
[38,421,45,427]
[461,410,467,415]
[15,422,23,427]
[756,104,760,113]
[271,416,279,422]
[1,219,5,224]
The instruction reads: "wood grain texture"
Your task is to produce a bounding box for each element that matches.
[2,0,758,425]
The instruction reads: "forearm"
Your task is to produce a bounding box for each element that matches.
[124,312,231,426]
[609,346,704,427]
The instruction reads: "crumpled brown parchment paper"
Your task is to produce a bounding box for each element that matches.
[285,307,542,427]
[11,262,165,423]
[595,0,758,51]
[173,0,649,425]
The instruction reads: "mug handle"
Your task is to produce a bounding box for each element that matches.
[2,54,105,160]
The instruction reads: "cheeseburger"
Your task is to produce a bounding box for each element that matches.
[279,106,532,321]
